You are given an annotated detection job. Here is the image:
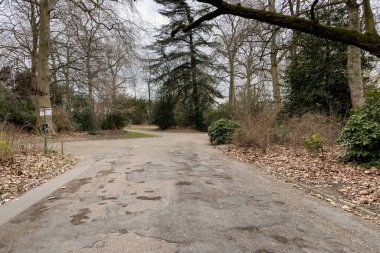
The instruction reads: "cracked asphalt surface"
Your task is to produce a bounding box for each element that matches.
[0,130,379,253]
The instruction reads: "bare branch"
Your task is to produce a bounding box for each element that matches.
[174,0,380,57]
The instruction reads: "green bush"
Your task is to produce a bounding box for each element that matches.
[303,133,326,153]
[203,103,235,127]
[339,89,380,167]
[101,111,129,130]
[208,118,239,145]
[153,97,175,130]
[72,107,98,134]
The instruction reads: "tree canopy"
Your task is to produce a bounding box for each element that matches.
[171,0,380,57]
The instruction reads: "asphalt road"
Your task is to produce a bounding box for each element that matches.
[0,130,379,253]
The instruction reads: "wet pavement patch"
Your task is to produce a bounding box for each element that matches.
[255,249,273,253]
[125,169,145,175]
[11,202,48,224]
[213,174,233,180]
[272,235,288,244]
[292,237,306,248]
[99,185,105,189]
[101,196,117,200]
[234,226,260,233]
[71,208,91,225]
[136,196,161,200]
[176,181,192,186]
[96,169,115,177]
[59,177,92,194]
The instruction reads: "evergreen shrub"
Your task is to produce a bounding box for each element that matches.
[339,89,380,168]
[208,118,238,145]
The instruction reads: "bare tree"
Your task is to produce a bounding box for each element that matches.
[172,0,380,57]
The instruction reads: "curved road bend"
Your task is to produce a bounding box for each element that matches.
[0,130,379,253]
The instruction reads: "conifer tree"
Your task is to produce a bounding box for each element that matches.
[150,0,222,130]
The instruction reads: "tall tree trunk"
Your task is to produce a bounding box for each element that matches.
[189,31,201,129]
[269,0,281,107]
[111,74,117,103]
[186,6,202,129]
[36,0,53,128]
[347,0,365,109]
[30,3,38,89]
[147,80,152,118]
[245,54,253,114]
[86,56,94,110]
[228,55,235,106]
[289,0,300,66]
[64,46,71,110]
[362,0,377,35]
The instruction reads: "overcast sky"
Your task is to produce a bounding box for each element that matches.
[136,0,167,28]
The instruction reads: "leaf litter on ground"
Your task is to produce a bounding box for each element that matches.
[0,151,75,205]
[220,144,380,224]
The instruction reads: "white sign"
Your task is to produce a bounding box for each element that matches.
[39,107,53,117]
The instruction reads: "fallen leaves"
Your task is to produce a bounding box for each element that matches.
[0,151,75,205]
[220,144,380,220]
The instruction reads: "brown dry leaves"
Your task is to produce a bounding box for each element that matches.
[0,151,75,204]
[221,144,380,212]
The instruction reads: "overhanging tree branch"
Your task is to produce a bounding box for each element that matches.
[172,0,380,57]
[310,0,319,22]
[171,9,223,37]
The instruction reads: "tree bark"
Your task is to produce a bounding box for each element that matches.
[30,3,38,89]
[185,6,202,129]
[86,55,95,110]
[228,58,235,106]
[177,0,380,57]
[362,0,377,35]
[347,0,364,109]
[36,0,53,128]
[269,0,281,108]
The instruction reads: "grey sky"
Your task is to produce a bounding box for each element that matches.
[136,0,167,28]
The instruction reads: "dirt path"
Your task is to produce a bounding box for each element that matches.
[0,130,379,253]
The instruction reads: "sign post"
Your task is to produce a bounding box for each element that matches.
[39,107,52,154]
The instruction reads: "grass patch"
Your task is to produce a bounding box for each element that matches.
[123,130,159,139]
